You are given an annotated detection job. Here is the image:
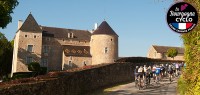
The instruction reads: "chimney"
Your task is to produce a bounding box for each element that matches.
[94,23,98,30]
[18,20,23,29]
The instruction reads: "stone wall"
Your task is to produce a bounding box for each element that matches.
[0,61,181,95]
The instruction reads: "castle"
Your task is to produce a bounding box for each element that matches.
[11,13,118,75]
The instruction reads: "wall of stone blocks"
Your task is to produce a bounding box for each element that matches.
[0,61,178,95]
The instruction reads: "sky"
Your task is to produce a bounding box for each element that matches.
[0,0,183,57]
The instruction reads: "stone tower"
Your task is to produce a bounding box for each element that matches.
[90,21,118,65]
[11,13,42,76]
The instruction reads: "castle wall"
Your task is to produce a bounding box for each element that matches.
[11,31,20,76]
[62,54,92,70]
[42,37,91,71]
[41,37,62,71]
[16,31,42,72]
[91,35,118,65]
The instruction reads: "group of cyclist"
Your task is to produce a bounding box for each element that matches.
[134,62,184,89]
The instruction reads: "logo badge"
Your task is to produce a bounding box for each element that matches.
[167,2,198,33]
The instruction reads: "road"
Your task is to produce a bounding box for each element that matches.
[88,77,179,95]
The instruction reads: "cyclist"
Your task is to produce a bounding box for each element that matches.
[134,66,139,87]
[152,65,156,82]
[160,64,165,79]
[138,66,144,79]
[145,66,151,85]
[168,65,173,83]
[172,64,176,77]
[143,65,147,78]
[137,66,144,89]
[155,65,161,83]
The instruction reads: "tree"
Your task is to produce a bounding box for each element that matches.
[0,32,13,78]
[0,0,19,29]
[166,48,178,60]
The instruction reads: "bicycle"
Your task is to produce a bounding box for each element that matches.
[137,76,145,90]
[155,74,160,84]
[145,75,151,88]
[135,77,139,88]
[168,71,173,83]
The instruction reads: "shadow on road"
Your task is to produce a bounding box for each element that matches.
[86,78,179,95]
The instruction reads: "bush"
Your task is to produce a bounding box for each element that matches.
[28,62,41,72]
[12,72,37,79]
[40,67,47,75]
[178,76,188,95]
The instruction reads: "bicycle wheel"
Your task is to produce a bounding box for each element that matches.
[146,77,150,88]
[138,78,141,90]
[135,79,138,87]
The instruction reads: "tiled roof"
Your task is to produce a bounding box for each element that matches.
[19,13,42,32]
[41,26,91,41]
[92,21,118,36]
[152,45,184,54]
[63,45,91,57]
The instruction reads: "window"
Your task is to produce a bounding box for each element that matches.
[46,37,50,41]
[68,61,72,67]
[83,61,87,66]
[111,39,112,41]
[26,57,33,64]
[43,45,49,53]
[25,35,27,37]
[27,45,33,52]
[34,35,36,38]
[68,33,73,38]
[105,47,108,53]
[42,59,48,67]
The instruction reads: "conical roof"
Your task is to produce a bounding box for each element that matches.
[92,21,118,36]
[19,13,42,32]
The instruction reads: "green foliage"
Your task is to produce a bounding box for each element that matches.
[12,72,38,79]
[0,32,13,78]
[178,0,200,95]
[0,0,19,29]
[166,48,178,59]
[28,62,41,72]
[40,67,47,75]
[178,75,189,95]
[10,40,14,48]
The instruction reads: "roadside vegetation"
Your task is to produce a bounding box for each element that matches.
[0,32,13,81]
[178,0,200,95]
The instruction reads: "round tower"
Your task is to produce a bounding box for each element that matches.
[90,21,118,65]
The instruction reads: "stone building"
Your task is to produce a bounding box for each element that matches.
[11,13,118,75]
[147,45,184,61]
